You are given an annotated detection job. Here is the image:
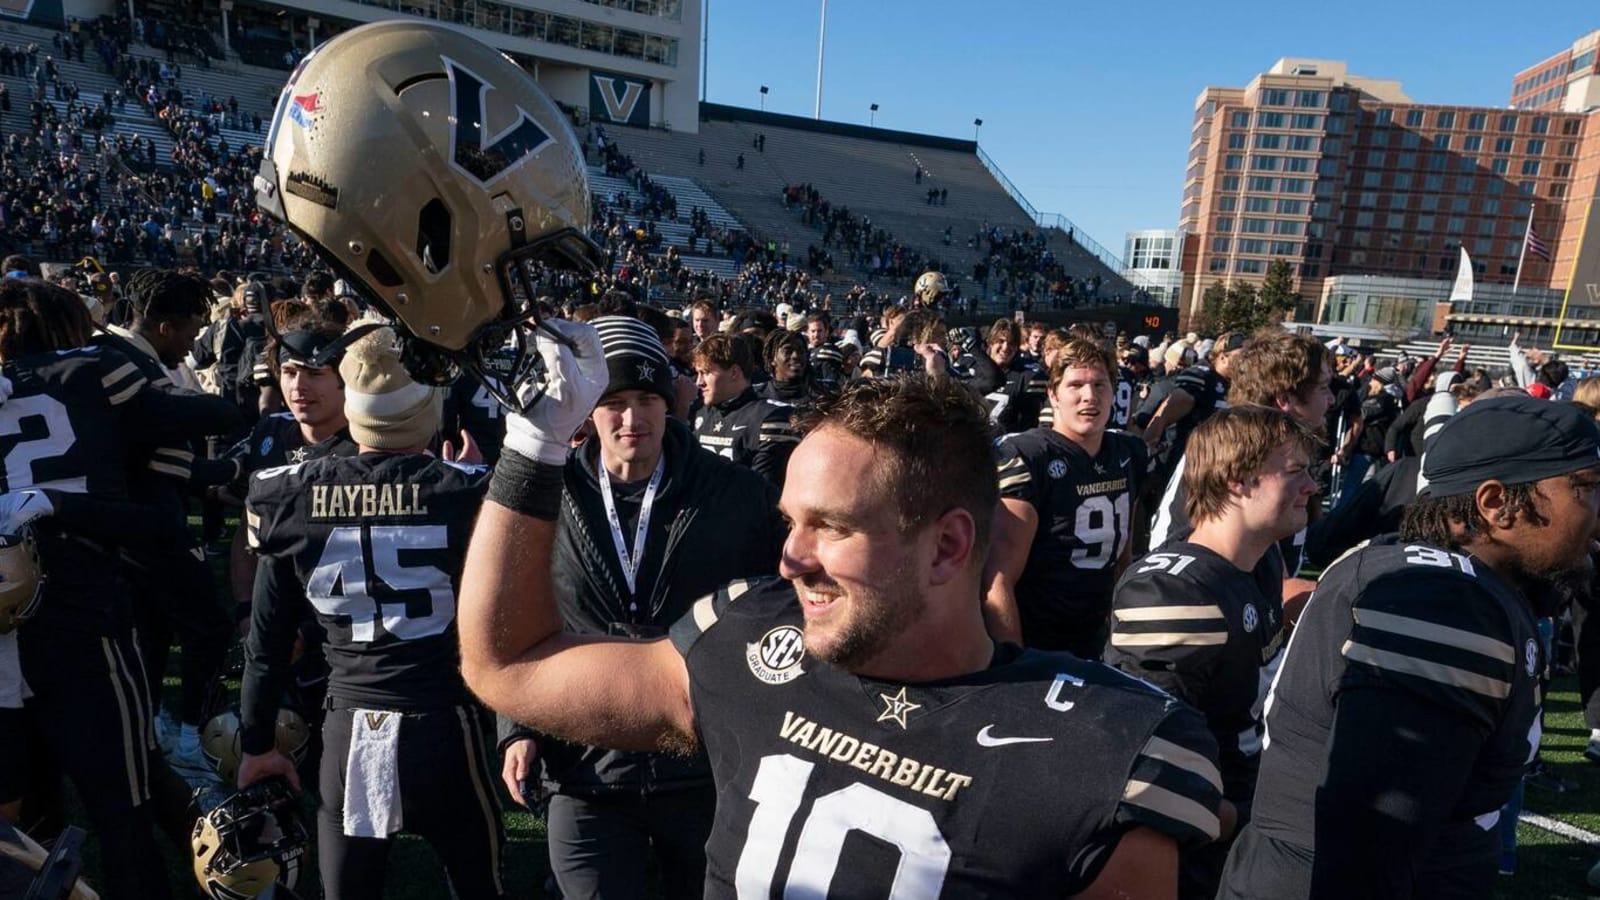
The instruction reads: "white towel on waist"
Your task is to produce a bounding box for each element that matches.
[343,708,403,838]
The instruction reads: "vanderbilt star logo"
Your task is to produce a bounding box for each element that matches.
[714,420,725,432]
[877,686,920,729]
[636,361,655,381]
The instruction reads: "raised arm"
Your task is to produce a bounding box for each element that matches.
[458,321,696,754]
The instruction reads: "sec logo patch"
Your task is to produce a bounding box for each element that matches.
[1048,459,1068,479]
[747,625,805,684]
[1242,603,1258,633]
[260,435,274,456]
[1526,638,1539,677]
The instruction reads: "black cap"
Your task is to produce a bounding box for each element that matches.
[592,316,674,402]
[1423,394,1600,498]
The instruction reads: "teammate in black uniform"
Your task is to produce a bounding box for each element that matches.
[1107,406,1317,899]
[982,317,1048,435]
[1219,395,1600,899]
[693,333,798,488]
[1114,346,1150,432]
[988,339,1147,658]
[1144,333,1243,523]
[0,278,240,899]
[464,359,1225,898]
[440,340,517,467]
[238,326,506,900]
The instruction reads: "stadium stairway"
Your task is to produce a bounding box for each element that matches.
[592,118,1137,300]
[587,167,744,280]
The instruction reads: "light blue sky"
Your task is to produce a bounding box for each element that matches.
[703,0,1598,263]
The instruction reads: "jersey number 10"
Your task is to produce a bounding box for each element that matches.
[737,753,951,898]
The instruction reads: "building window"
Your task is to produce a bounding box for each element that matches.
[1286,157,1312,172]
[1331,92,1350,111]
[1520,181,1536,195]
[1552,183,1568,198]
[1210,257,1228,273]
[1271,240,1298,255]
[1487,180,1504,195]
[1362,171,1382,188]
[1397,152,1417,168]
[1521,160,1541,176]
[1468,112,1487,131]
[1277,199,1306,214]
[1356,212,1375,228]
[1563,119,1582,136]
[1366,150,1386,166]
[1212,237,1231,253]
[1386,212,1406,229]
[1532,116,1550,134]
[1252,155,1280,171]
[1236,259,1264,274]
[1527,139,1545,156]
[1360,192,1379,207]
[1494,137,1514,153]
[1484,199,1500,215]
[1258,112,1285,128]
[1302,263,1321,278]
[1281,178,1310,193]
[1221,176,1241,190]
[1463,135,1482,151]
[1416,215,1435,232]
[1274,221,1304,236]
[1262,88,1290,106]
[1499,114,1519,132]
[1458,157,1476,172]
[1401,132,1422,149]
[1217,218,1235,232]
[1326,116,1346,134]
[1242,218,1271,234]
[1478,219,1496,235]
[1289,135,1318,151]
[1239,239,1266,253]
[1295,90,1324,108]
[1433,134,1451,149]
[1231,111,1251,128]
[1250,176,1276,191]
[1436,111,1456,129]
[1405,109,1425,127]
[1420,195,1440,211]
[1254,133,1283,149]
[1218,197,1238,211]
[1227,133,1247,149]
[1424,175,1445,191]
[1376,108,1393,125]
[1291,114,1321,130]
[1555,162,1572,177]
[1225,154,1244,170]
[1245,197,1273,212]
[1491,158,1509,174]
[1394,173,1413,190]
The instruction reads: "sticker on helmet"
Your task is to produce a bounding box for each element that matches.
[285,171,340,210]
[289,92,323,129]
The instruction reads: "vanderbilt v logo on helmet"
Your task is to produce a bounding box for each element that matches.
[444,56,554,187]
[256,21,601,414]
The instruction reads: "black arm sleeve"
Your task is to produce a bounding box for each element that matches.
[48,492,187,551]
[122,381,242,443]
[189,456,243,489]
[1310,685,1485,899]
[239,554,307,754]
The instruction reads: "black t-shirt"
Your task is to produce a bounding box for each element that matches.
[995,428,1147,647]
[240,453,489,751]
[1239,538,1543,874]
[1107,542,1285,805]
[670,577,1224,898]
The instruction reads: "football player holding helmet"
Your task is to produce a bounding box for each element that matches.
[191,777,308,900]
[254,20,601,411]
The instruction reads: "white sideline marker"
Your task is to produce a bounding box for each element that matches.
[1522,811,1600,847]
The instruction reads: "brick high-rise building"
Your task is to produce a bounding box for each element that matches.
[1178,56,1600,345]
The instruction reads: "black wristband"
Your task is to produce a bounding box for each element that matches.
[487,448,565,521]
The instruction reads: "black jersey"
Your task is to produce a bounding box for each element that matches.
[670,577,1224,898]
[985,359,1047,435]
[89,329,202,487]
[1168,364,1228,456]
[226,411,358,488]
[1107,543,1285,807]
[694,387,798,488]
[1112,365,1139,430]
[239,453,488,753]
[996,428,1147,649]
[1230,538,1543,894]
[2,346,239,632]
[440,345,516,467]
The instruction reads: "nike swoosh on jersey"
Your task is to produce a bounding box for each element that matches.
[731,425,747,432]
[976,725,1055,747]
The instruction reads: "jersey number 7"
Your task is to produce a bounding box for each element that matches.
[306,525,456,642]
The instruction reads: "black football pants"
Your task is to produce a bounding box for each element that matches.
[132,542,232,726]
[18,625,170,900]
[316,704,507,900]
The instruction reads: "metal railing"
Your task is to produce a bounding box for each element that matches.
[973,144,1158,290]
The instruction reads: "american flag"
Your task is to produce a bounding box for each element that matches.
[1526,225,1552,261]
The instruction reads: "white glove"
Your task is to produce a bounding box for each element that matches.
[0,489,53,535]
[504,319,608,465]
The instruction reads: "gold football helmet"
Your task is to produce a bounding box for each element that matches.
[0,527,43,634]
[255,20,600,410]
[192,777,307,899]
[914,270,951,306]
[202,709,310,785]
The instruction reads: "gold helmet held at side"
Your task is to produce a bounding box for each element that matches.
[0,527,43,634]
[255,20,600,408]
[202,709,312,786]
[191,777,307,899]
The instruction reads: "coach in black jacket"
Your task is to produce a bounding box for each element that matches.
[499,315,785,899]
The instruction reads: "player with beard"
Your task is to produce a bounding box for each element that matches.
[987,339,1147,658]
[463,358,1225,899]
[1107,407,1317,899]
[1219,394,1600,899]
